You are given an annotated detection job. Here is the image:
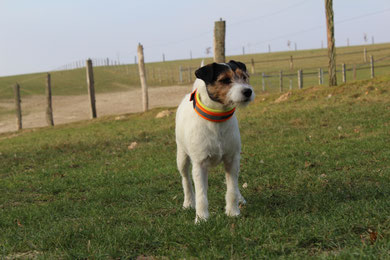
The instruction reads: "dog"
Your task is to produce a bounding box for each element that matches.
[175,60,255,223]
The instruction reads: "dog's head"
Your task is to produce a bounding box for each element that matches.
[195,60,255,107]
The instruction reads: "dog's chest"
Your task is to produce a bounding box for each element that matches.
[194,121,240,165]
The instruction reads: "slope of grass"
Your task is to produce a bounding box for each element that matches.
[0,43,389,100]
[0,75,390,258]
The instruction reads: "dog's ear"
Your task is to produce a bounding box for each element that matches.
[228,60,247,72]
[195,63,228,85]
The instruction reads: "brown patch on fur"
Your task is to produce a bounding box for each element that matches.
[206,67,250,105]
[234,68,249,83]
[206,70,234,104]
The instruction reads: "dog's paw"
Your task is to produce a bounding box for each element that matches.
[238,196,247,205]
[183,200,195,209]
[225,207,240,217]
[195,215,207,224]
[195,212,209,224]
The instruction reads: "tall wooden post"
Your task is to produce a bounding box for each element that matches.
[353,65,357,80]
[137,43,149,112]
[279,70,283,93]
[213,18,226,63]
[251,59,255,74]
[342,64,346,83]
[86,59,97,118]
[298,70,303,89]
[14,83,22,130]
[261,72,265,91]
[370,55,375,78]
[318,68,323,85]
[290,56,294,70]
[363,48,367,63]
[46,73,54,126]
[325,0,337,86]
[179,66,183,83]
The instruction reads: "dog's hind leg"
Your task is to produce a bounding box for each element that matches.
[224,155,242,217]
[177,148,195,209]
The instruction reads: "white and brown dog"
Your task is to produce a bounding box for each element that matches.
[175,60,255,223]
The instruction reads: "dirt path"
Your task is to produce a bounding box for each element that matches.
[0,85,192,134]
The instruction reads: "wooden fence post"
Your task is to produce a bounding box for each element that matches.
[364,48,367,63]
[318,68,323,85]
[213,18,226,63]
[137,43,149,112]
[86,59,97,118]
[298,70,303,89]
[289,79,293,90]
[46,73,54,126]
[353,65,357,80]
[261,72,265,91]
[14,83,22,130]
[279,70,283,93]
[251,59,255,74]
[370,55,375,78]
[290,56,294,70]
[179,66,183,83]
[325,0,337,86]
[342,63,346,83]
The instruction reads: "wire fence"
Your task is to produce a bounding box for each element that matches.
[1,45,390,133]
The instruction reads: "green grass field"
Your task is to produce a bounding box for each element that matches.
[1,74,389,258]
[0,43,390,101]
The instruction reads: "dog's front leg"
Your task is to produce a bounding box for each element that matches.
[192,162,209,223]
[224,154,242,217]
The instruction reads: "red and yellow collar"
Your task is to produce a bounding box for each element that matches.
[189,89,235,122]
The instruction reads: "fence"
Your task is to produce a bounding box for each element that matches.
[1,45,390,133]
[257,52,390,93]
[45,45,390,91]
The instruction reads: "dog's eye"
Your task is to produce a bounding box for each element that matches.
[219,78,232,84]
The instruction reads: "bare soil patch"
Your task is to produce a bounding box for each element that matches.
[0,85,192,133]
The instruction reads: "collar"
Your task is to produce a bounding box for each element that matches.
[189,89,235,122]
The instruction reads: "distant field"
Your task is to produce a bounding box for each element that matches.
[0,43,389,100]
[1,75,390,258]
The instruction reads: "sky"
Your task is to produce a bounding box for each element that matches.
[1,0,390,77]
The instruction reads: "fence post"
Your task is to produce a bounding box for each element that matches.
[213,18,226,63]
[342,63,346,83]
[289,79,293,90]
[364,48,367,63]
[187,67,191,83]
[290,56,294,70]
[14,83,22,130]
[46,73,54,126]
[370,55,375,78]
[261,72,265,91]
[179,66,183,83]
[298,70,303,89]
[86,59,97,118]
[137,43,149,112]
[353,65,357,81]
[251,59,255,74]
[279,70,283,93]
[318,68,323,85]
[325,0,337,86]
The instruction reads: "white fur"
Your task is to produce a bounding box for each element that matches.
[175,78,254,223]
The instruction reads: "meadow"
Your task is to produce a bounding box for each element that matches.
[0,43,390,100]
[1,73,389,258]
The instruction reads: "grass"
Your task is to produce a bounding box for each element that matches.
[0,43,390,101]
[1,73,390,258]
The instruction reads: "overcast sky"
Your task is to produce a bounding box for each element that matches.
[1,0,390,77]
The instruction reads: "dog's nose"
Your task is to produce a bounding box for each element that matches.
[242,88,252,98]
